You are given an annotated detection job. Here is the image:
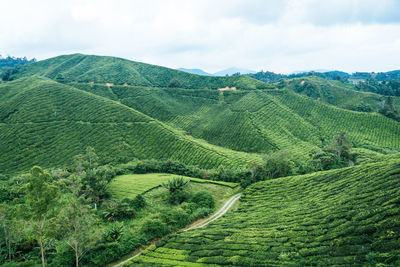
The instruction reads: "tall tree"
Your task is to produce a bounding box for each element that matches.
[23,166,59,267]
[62,194,97,267]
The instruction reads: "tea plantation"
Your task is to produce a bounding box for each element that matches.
[0,76,261,174]
[129,159,400,266]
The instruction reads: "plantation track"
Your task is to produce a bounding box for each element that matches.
[111,193,241,267]
[184,193,241,231]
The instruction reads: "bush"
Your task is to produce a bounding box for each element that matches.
[132,194,146,210]
[169,78,181,88]
[161,207,189,228]
[140,217,170,239]
[102,200,135,221]
[103,223,124,242]
[162,177,190,205]
[191,191,215,209]
[189,207,213,221]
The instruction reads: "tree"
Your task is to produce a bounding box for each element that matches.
[162,177,190,204]
[74,147,107,209]
[23,166,60,267]
[168,78,181,88]
[61,195,98,267]
[326,131,352,160]
[263,151,293,180]
[379,96,399,121]
[55,73,65,83]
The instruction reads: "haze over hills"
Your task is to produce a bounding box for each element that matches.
[177,66,257,76]
[177,68,213,76]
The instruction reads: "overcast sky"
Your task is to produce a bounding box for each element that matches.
[1,0,400,73]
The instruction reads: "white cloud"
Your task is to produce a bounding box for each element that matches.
[0,0,399,73]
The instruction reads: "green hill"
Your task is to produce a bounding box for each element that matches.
[0,76,260,174]
[130,159,400,266]
[9,53,270,90]
[284,76,400,112]
[70,82,400,158]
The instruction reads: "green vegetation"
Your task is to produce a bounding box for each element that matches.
[284,76,400,113]
[0,76,260,174]
[9,53,269,90]
[81,80,400,159]
[2,53,400,266]
[130,159,400,266]
[0,148,236,266]
[109,173,237,200]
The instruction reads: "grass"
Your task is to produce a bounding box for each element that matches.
[129,159,400,266]
[108,173,238,200]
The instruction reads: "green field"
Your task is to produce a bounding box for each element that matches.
[129,159,400,266]
[109,173,238,199]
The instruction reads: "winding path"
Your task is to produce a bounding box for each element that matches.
[112,193,241,267]
[184,193,241,231]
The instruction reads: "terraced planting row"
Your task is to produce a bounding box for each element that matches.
[129,159,400,266]
[273,90,400,152]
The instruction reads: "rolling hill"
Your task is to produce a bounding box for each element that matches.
[2,54,400,175]
[9,53,270,90]
[129,159,400,266]
[70,81,400,158]
[0,76,260,174]
[284,76,400,113]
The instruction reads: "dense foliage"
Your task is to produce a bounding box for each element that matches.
[0,149,229,266]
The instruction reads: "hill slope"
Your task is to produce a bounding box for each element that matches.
[71,83,400,158]
[0,76,260,174]
[284,76,400,112]
[10,54,269,90]
[130,159,400,266]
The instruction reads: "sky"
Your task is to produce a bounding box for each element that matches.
[1,0,400,74]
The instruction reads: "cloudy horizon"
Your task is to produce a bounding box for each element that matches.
[1,0,400,74]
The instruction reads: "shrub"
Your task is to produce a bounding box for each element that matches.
[132,194,146,210]
[103,223,124,242]
[191,191,215,209]
[161,207,189,228]
[102,200,135,221]
[169,78,181,88]
[162,177,190,204]
[189,207,213,221]
[140,217,170,239]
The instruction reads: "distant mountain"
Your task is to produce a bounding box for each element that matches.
[213,67,256,76]
[291,69,333,74]
[177,68,213,76]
